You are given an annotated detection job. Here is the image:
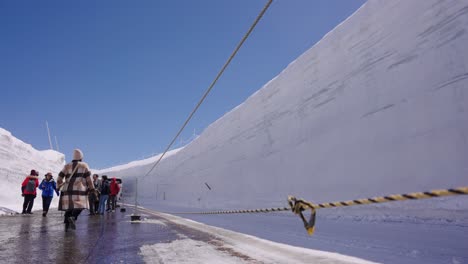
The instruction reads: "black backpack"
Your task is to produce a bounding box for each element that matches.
[25,179,36,193]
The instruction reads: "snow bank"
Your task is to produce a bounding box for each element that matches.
[0,127,65,214]
[140,211,378,264]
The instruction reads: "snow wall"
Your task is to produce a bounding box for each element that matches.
[99,0,468,213]
[0,128,65,213]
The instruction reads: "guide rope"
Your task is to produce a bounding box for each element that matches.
[169,186,468,235]
[288,186,468,235]
[143,0,273,178]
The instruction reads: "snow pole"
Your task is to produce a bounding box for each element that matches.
[131,177,141,222]
[120,193,126,213]
[119,183,126,213]
[288,186,468,235]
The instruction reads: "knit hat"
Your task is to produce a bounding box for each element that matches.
[73,149,83,160]
[30,169,38,176]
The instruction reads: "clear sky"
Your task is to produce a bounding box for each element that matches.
[0,0,366,169]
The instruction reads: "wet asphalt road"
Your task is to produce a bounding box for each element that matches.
[0,208,181,264]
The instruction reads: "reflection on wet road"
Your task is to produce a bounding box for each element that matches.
[0,209,179,264]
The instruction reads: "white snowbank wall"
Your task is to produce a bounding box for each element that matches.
[0,127,65,212]
[100,0,468,210]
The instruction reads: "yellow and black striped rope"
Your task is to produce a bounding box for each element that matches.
[172,187,467,215]
[169,187,467,235]
[288,186,468,235]
[296,186,468,210]
[171,187,468,214]
[173,207,291,215]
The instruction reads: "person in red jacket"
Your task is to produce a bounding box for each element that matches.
[109,177,120,212]
[21,169,40,214]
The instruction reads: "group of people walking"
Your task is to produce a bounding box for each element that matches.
[21,170,59,216]
[21,149,122,231]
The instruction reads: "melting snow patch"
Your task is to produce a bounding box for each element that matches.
[139,219,167,226]
[140,238,248,264]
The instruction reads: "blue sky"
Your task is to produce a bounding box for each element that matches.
[0,0,365,169]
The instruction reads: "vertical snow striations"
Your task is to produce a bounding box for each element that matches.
[102,0,468,210]
[0,127,65,212]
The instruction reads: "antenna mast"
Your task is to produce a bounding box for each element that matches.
[46,121,53,150]
[54,136,60,152]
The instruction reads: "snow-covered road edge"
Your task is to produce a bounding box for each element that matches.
[139,208,379,264]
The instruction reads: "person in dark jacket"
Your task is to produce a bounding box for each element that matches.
[98,175,110,215]
[57,149,96,231]
[21,170,39,214]
[38,172,59,217]
[88,174,101,215]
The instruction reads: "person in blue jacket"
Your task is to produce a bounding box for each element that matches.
[38,172,59,217]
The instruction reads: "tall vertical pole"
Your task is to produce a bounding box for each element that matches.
[134,177,138,212]
[54,136,60,152]
[130,176,141,221]
[46,121,53,150]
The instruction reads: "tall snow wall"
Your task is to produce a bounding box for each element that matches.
[101,0,468,211]
[0,127,65,212]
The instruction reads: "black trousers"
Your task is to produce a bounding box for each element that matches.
[88,194,97,214]
[42,196,53,212]
[106,195,111,210]
[109,195,117,210]
[64,209,83,223]
[22,194,35,213]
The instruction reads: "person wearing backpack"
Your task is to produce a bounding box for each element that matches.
[57,149,97,231]
[38,172,59,217]
[98,175,110,215]
[21,169,39,214]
